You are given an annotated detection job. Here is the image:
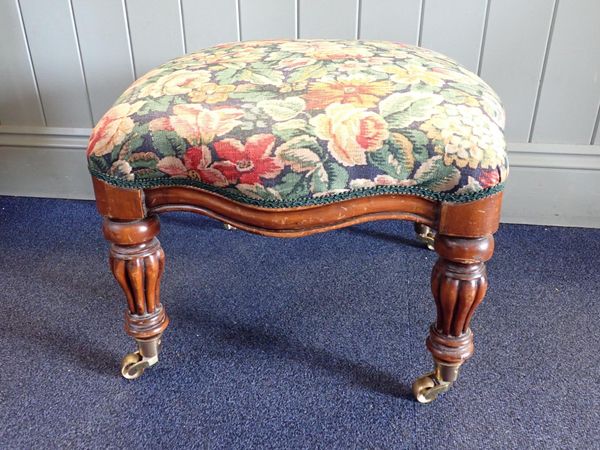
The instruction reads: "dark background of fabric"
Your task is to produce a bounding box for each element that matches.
[1,196,598,449]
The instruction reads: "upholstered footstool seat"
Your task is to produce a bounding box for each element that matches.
[88,40,508,403]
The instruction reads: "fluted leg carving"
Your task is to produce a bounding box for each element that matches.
[103,215,169,379]
[413,234,494,403]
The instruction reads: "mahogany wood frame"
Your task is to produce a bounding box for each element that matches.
[93,177,503,394]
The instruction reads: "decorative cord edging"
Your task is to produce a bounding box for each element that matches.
[89,169,504,208]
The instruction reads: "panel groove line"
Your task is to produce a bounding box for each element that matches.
[479,0,556,142]
[67,0,94,126]
[527,0,559,143]
[126,0,185,76]
[19,0,94,127]
[417,0,425,45]
[122,0,137,79]
[476,0,491,76]
[236,0,242,40]
[15,0,46,125]
[531,0,600,144]
[294,0,299,39]
[178,0,187,54]
[355,0,361,39]
[72,0,136,123]
[419,0,487,72]
[590,99,600,145]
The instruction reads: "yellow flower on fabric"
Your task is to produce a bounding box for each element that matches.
[279,41,373,60]
[108,160,134,181]
[276,57,318,70]
[376,63,446,87]
[87,101,145,157]
[138,70,211,97]
[310,103,389,166]
[279,81,309,93]
[149,104,244,145]
[350,175,416,189]
[304,74,393,109]
[216,47,266,64]
[122,67,165,96]
[189,83,236,104]
[421,104,506,169]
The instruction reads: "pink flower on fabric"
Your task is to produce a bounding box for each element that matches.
[212,134,283,185]
[478,169,500,188]
[184,146,229,186]
[157,146,228,187]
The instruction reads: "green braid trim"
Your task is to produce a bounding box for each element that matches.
[89,168,504,208]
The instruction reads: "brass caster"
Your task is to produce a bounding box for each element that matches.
[223,223,237,231]
[414,223,436,251]
[120,336,161,380]
[412,372,452,404]
[412,359,461,403]
[121,352,147,380]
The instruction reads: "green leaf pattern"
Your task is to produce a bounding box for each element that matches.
[87,40,507,204]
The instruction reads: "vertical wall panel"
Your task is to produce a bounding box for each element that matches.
[299,0,356,39]
[240,0,294,40]
[126,0,185,76]
[360,0,420,43]
[479,0,554,142]
[532,0,600,144]
[72,0,134,123]
[182,0,238,51]
[420,0,486,72]
[19,0,92,127]
[0,0,44,126]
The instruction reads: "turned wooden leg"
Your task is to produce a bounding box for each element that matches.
[102,215,169,379]
[413,233,494,403]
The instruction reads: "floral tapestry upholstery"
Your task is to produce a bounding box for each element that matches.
[87,40,508,207]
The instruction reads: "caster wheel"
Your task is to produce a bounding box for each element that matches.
[412,372,452,404]
[414,223,436,250]
[412,373,437,404]
[121,352,147,380]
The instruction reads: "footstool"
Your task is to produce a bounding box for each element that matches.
[88,40,507,403]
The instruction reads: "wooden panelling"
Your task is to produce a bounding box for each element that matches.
[0,0,44,126]
[2,0,600,227]
[0,126,93,199]
[360,0,421,43]
[182,0,238,51]
[240,0,295,40]
[299,0,357,39]
[5,0,600,144]
[420,0,487,72]
[19,0,92,127]
[72,0,135,123]
[503,166,600,227]
[479,0,555,142]
[126,0,185,76]
[531,0,600,144]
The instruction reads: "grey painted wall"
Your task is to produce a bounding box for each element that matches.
[1,0,599,227]
[5,0,600,143]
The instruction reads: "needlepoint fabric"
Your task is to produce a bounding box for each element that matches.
[87,40,508,207]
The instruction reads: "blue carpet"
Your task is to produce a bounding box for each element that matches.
[0,196,598,449]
